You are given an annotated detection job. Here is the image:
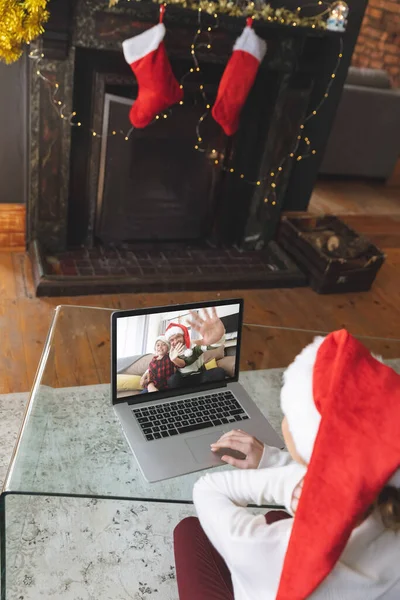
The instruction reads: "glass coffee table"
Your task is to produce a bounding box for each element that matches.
[1,306,399,599]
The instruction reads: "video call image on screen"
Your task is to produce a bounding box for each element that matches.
[116,304,240,398]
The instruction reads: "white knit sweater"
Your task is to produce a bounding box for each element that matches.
[193,446,400,600]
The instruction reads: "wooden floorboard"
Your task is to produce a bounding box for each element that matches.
[309,179,400,215]
[0,204,26,248]
[0,301,29,394]
[0,180,399,394]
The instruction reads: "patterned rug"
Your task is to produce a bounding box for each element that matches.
[1,360,399,599]
[0,391,197,599]
[0,391,27,489]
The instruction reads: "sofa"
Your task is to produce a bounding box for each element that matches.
[320,67,400,180]
[116,345,236,397]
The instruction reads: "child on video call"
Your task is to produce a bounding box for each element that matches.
[174,329,400,599]
[141,336,176,393]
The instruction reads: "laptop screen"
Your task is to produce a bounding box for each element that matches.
[113,300,242,403]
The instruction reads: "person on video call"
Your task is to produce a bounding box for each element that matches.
[141,335,176,393]
[166,307,226,389]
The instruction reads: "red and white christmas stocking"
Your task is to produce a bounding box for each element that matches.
[212,19,267,136]
[122,8,183,128]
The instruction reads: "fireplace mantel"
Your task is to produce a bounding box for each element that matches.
[41,0,338,59]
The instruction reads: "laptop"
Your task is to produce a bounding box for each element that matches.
[111,299,284,482]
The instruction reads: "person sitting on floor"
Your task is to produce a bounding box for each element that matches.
[141,336,176,393]
[166,307,226,389]
[174,329,400,600]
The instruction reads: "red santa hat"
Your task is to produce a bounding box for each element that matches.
[277,329,400,600]
[165,323,193,357]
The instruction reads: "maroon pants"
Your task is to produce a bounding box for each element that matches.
[173,510,292,600]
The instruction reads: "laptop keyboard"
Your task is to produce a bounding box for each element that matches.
[132,390,249,441]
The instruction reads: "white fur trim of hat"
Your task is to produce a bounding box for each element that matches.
[165,326,183,340]
[280,335,400,488]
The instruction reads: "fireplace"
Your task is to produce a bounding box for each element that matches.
[27,0,367,296]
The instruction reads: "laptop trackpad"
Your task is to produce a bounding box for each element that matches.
[185,431,226,464]
[185,430,247,464]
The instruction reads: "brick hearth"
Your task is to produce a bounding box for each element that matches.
[29,241,306,297]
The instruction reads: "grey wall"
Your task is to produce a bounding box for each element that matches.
[0,53,27,204]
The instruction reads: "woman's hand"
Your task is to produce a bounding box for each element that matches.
[211,429,264,469]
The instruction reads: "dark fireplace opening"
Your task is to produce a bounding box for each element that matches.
[96,93,220,244]
[68,46,238,248]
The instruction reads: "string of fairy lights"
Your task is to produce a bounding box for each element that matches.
[28,48,135,141]
[254,35,344,207]
[180,7,219,150]
[28,0,345,209]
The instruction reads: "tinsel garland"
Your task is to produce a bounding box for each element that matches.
[0,0,49,64]
[109,0,327,28]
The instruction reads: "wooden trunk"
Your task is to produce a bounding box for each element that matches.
[278,215,385,294]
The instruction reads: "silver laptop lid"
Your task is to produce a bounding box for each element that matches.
[111,299,243,406]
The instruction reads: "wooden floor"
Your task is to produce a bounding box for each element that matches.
[309,178,400,215]
[0,179,399,394]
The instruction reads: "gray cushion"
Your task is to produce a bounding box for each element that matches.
[116,355,143,374]
[122,354,153,376]
[346,67,391,89]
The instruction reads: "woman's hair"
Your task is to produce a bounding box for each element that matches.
[371,486,400,531]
